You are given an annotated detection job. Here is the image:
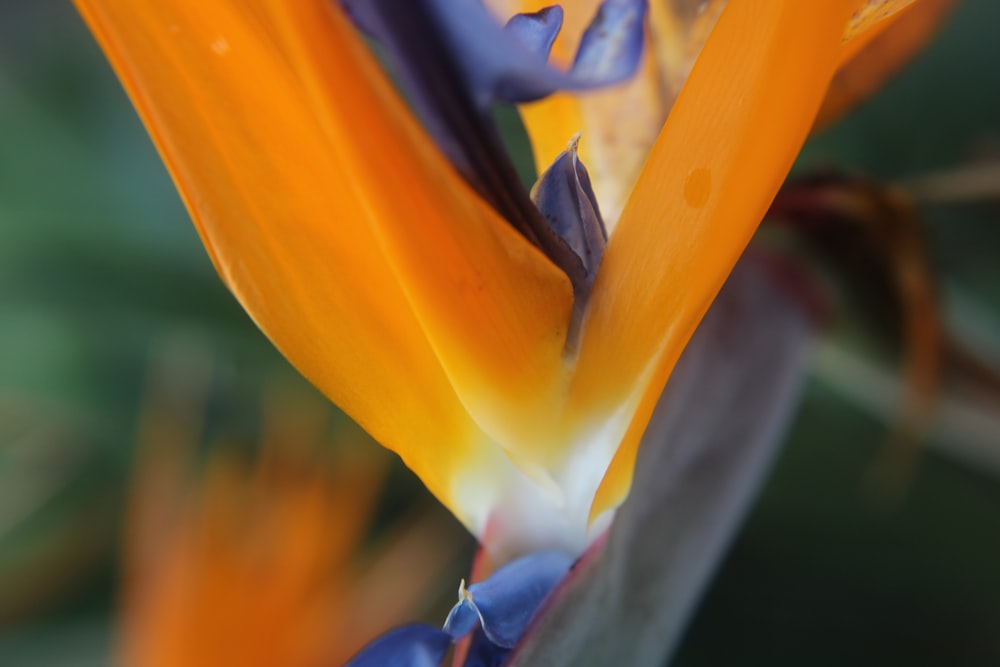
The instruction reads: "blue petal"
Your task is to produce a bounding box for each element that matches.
[345,0,647,105]
[344,624,452,667]
[338,0,642,312]
[424,0,648,105]
[443,583,481,640]
[443,551,573,649]
[504,7,564,59]
[530,137,608,345]
[531,136,607,283]
[339,0,554,260]
[481,0,647,103]
[572,0,648,82]
[462,627,512,667]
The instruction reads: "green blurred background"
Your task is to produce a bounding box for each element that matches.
[1,2,998,665]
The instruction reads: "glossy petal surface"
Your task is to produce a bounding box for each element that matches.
[75,0,919,559]
[337,0,642,311]
[72,0,576,522]
[571,0,857,518]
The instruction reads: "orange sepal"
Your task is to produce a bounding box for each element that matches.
[73,0,575,510]
[574,0,859,518]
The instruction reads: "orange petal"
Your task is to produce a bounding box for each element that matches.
[263,0,580,460]
[817,0,956,129]
[569,0,858,517]
[73,0,575,513]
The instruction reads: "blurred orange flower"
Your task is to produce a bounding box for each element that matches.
[116,360,466,666]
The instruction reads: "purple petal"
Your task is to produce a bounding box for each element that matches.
[531,136,607,283]
[462,627,512,667]
[344,624,451,667]
[444,550,573,649]
[530,136,608,344]
[572,0,648,82]
[339,0,569,279]
[443,583,481,640]
[337,0,644,302]
[345,0,647,106]
[504,6,564,59]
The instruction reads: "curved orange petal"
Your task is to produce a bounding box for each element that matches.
[73,0,573,519]
[261,0,577,461]
[569,0,858,517]
[568,0,730,228]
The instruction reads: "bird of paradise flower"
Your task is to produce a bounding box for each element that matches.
[71,0,954,663]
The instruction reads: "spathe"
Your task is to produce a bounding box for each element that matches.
[510,255,819,665]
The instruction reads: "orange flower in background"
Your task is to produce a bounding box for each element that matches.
[72,0,947,562]
[118,364,465,667]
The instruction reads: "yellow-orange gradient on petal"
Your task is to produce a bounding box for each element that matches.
[75,0,929,557]
[481,0,948,520]
[576,1,859,517]
[72,0,576,521]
